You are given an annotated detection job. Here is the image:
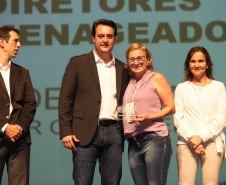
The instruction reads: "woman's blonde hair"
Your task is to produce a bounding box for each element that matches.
[125,43,154,73]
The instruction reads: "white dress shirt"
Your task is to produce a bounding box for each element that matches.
[93,50,118,120]
[174,80,226,153]
[0,61,13,133]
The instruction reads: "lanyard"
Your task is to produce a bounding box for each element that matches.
[125,78,143,105]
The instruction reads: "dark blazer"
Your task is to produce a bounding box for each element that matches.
[59,51,129,146]
[0,62,36,144]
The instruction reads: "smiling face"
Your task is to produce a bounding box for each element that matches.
[92,24,115,58]
[189,51,208,79]
[128,49,149,80]
[1,31,21,59]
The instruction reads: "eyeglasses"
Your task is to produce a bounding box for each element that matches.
[128,56,146,64]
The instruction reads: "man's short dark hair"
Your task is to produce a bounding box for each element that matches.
[0,26,19,42]
[92,19,117,37]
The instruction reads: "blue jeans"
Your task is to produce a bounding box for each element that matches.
[128,132,172,185]
[72,123,122,185]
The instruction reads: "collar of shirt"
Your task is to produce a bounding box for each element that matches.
[93,50,115,67]
[0,61,11,71]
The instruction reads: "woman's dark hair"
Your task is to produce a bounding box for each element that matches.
[184,46,214,81]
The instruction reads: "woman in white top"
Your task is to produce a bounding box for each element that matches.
[174,46,226,185]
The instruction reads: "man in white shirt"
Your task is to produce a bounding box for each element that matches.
[59,19,129,185]
[0,26,36,185]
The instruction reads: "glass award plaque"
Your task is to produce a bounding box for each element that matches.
[116,104,136,123]
[116,105,124,120]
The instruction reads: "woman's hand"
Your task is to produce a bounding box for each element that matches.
[187,135,203,149]
[195,144,206,157]
[130,114,151,123]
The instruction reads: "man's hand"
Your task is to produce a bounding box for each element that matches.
[62,135,80,151]
[4,125,22,142]
[187,135,203,149]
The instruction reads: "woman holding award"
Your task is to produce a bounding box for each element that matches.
[122,43,175,185]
